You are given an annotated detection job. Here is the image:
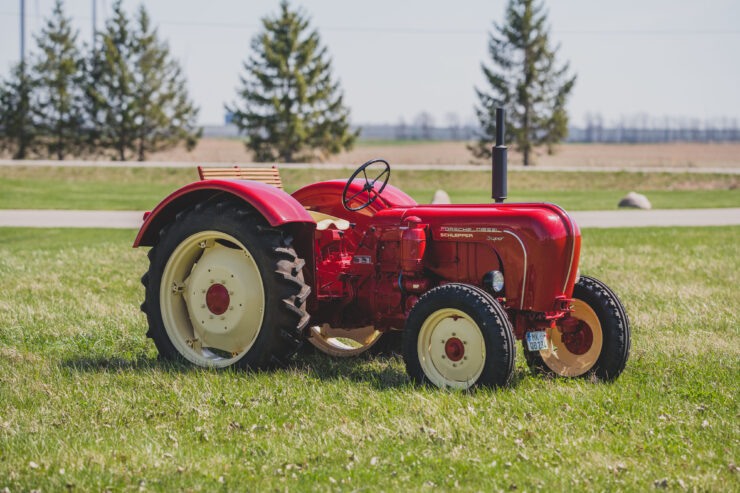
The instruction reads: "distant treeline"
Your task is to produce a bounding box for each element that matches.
[364,114,740,143]
[205,118,740,143]
[570,115,740,143]
[344,112,740,143]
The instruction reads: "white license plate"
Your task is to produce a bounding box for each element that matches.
[526,331,548,351]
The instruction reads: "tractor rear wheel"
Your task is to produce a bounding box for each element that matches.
[140,199,310,369]
[403,283,515,389]
[524,275,630,380]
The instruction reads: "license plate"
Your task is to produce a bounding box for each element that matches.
[526,331,548,351]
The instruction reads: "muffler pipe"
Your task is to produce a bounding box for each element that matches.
[492,107,507,203]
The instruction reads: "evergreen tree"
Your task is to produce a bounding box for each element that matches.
[33,0,87,160]
[0,62,37,159]
[86,0,137,160]
[131,6,200,161]
[86,1,200,161]
[471,0,576,166]
[228,1,357,162]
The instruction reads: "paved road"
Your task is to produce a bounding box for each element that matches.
[1,158,739,174]
[0,210,144,229]
[570,208,740,228]
[1,208,739,230]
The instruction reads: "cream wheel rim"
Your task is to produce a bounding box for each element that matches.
[540,299,603,377]
[417,308,486,389]
[307,324,383,357]
[160,230,265,368]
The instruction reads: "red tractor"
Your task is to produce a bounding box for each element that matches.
[135,110,630,389]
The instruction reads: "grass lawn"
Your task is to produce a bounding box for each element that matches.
[0,166,738,211]
[0,226,738,491]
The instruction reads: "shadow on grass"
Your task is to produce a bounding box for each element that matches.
[59,354,199,373]
[291,351,411,390]
[58,351,413,390]
[58,344,529,391]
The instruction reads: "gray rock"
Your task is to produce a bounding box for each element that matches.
[618,191,651,209]
[432,189,451,205]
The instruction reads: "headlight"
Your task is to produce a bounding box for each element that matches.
[483,270,505,294]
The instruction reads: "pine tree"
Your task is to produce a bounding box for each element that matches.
[0,62,37,159]
[228,1,357,162]
[33,0,87,160]
[471,0,576,166]
[86,0,137,160]
[86,1,200,161]
[131,6,200,161]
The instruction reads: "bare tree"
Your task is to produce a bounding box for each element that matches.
[414,112,435,140]
[395,117,407,140]
[593,113,603,143]
[584,112,594,143]
[445,112,460,140]
[731,118,739,141]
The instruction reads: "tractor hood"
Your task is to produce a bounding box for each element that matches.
[384,202,581,312]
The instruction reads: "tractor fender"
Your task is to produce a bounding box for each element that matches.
[133,179,315,247]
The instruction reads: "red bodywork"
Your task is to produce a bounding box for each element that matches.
[293,179,581,336]
[134,179,314,247]
[135,177,581,339]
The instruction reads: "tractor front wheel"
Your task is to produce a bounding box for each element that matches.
[140,199,309,369]
[403,283,515,389]
[524,275,630,380]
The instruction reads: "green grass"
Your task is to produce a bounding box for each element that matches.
[1,226,738,491]
[1,166,738,211]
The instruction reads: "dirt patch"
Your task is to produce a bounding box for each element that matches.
[5,138,740,169]
[142,139,740,169]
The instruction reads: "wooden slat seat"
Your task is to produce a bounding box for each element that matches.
[197,165,283,189]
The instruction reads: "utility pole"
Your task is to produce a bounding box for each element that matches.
[92,0,96,49]
[20,0,25,64]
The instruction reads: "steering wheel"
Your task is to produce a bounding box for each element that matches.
[342,159,391,211]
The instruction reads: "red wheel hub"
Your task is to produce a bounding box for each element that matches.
[444,337,465,361]
[560,319,593,355]
[205,284,230,315]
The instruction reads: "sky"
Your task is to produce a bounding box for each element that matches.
[1,0,739,126]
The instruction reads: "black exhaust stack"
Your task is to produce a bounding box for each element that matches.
[492,107,507,203]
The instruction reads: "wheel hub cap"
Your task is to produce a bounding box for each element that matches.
[444,337,465,361]
[206,283,230,315]
[560,320,593,355]
[417,308,486,389]
[182,242,264,354]
[538,298,603,377]
[160,231,266,367]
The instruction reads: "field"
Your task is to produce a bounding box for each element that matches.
[1,165,738,212]
[1,226,738,491]
[138,138,740,169]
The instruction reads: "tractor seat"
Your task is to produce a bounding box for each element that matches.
[306,211,350,231]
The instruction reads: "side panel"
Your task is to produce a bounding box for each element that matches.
[134,180,315,247]
[372,203,580,313]
[425,241,501,284]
